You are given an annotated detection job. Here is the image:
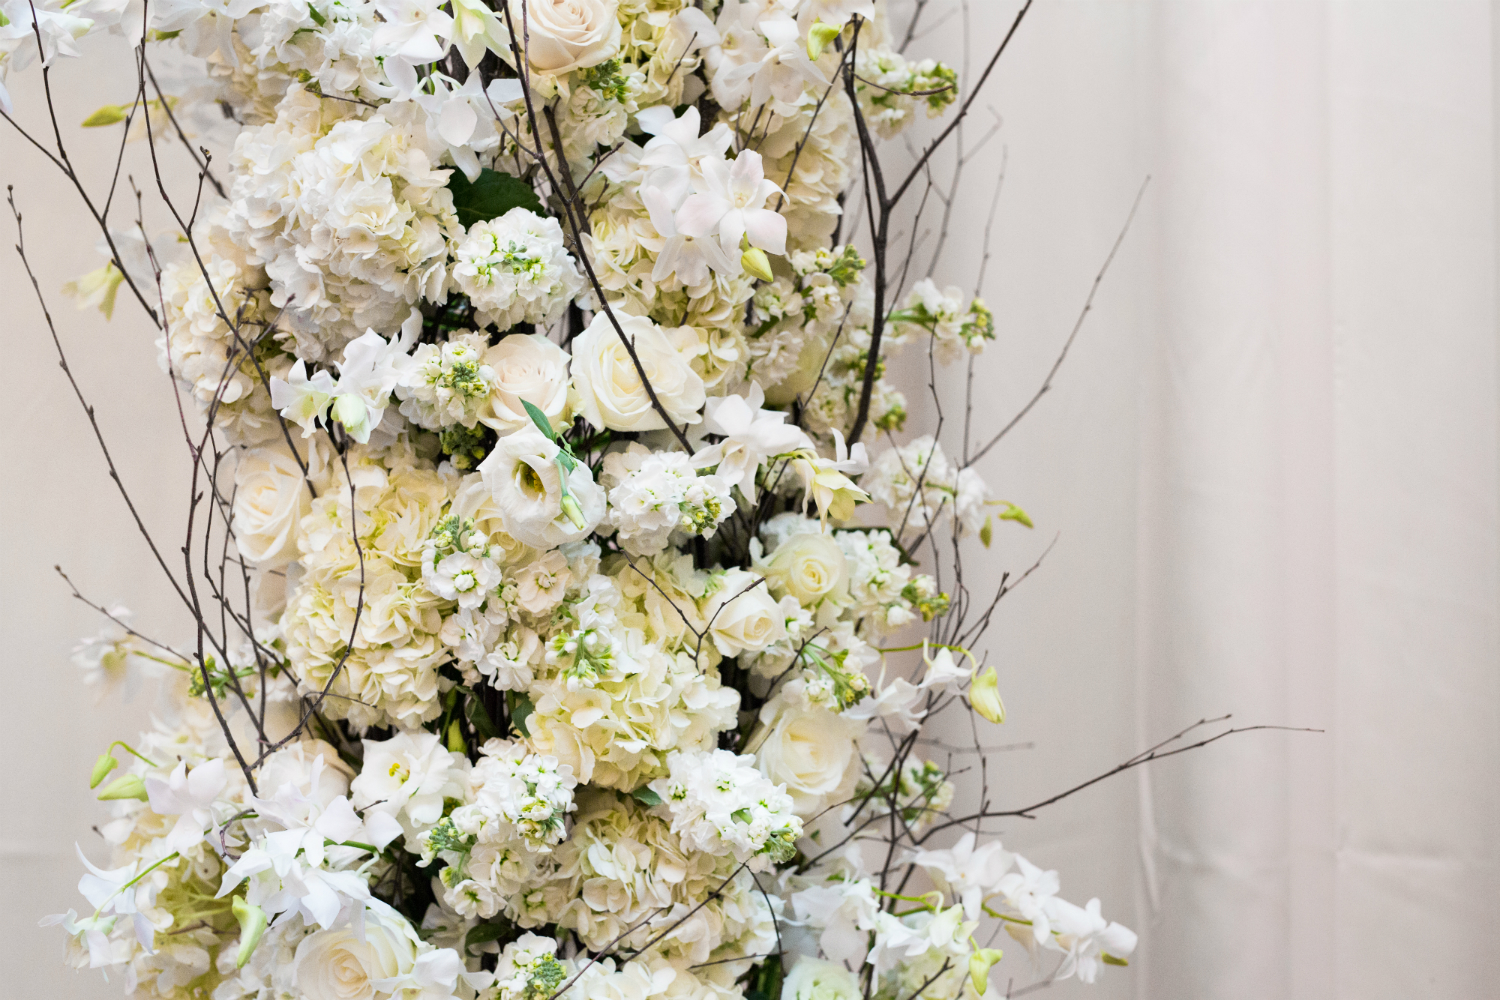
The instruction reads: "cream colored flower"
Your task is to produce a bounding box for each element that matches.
[233,442,323,567]
[502,0,622,76]
[480,333,573,434]
[703,569,785,658]
[749,687,862,818]
[763,530,849,609]
[292,902,419,1000]
[570,310,705,432]
[478,425,605,549]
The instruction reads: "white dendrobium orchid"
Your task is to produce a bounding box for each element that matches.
[636,105,736,205]
[1043,896,1139,984]
[269,361,336,438]
[675,149,788,257]
[144,759,227,854]
[372,0,453,63]
[693,382,814,495]
[642,184,738,286]
[0,0,93,111]
[995,853,1062,942]
[909,831,1016,918]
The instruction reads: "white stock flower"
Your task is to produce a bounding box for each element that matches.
[602,444,735,556]
[397,332,497,430]
[569,310,705,432]
[648,748,802,869]
[452,209,584,332]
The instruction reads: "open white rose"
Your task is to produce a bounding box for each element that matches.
[479,332,573,434]
[233,443,318,567]
[293,901,420,1000]
[764,531,850,608]
[750,688,862,818]
[477,425,605,548]
[784,957,862,1000]
[501,0,622,76]
[570,310,705,432]
[704,568,786,657]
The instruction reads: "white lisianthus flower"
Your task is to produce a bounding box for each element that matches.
[748,683,862,818]
[477,425,605,548]
[233,443,318,567]
[703,568,785,657]
[479,332,573,434]
[570,310,705,432]
[498,0,621,76]
[291,901,420,1000]
[763,529,849,609]
[452,209,584,332]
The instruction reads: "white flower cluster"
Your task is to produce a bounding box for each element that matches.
[453,209,586,331]
[34,0,1140,995]
[648,748,803,869]
[602,444,737,555]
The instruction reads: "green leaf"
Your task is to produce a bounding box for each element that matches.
[305,2,326,25]
[464,693,500,740]
[447,168,543,228]
[632,787,663,808]
[465,919,511,956]
[506,692,535,738]
[522,398,556,440]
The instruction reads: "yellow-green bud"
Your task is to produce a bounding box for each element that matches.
[807,20,842,59]
[232,897,268,968]
[970,666,1005,724]
[90,752,119,789]
[741,246,775,282]
[96,774,149,801]
[969,948,1004,994]
[81,104,129,127]
[559,491,586,530]
[332,394,369,435]
[979,515,993,549]
[446,718,466,754]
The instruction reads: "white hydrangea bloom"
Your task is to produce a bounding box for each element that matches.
[601,444,736,556]
[451,208,584,331]
[648,749,802,870]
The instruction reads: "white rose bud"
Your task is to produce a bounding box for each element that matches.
[502,0,622,76]
[749,690,862,818]
[569,310,704,432]
[480,332,573,434]
[764,531,850,608]
[704,569,786,658]
[233,444,315,567]
[292,903,419,1000]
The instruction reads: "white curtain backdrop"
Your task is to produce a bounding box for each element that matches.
[1,3,1495,999]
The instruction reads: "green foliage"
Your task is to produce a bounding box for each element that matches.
[447,169,544,228]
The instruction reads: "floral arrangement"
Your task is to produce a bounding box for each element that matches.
[2,0,1153,997]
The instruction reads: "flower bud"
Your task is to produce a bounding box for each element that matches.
[232,896,268,968]
[81,104,130,127]
[96,774,148,801]
[741,246,775,282]
[332,393,370,438]
[970,666,1005,724]
[969,947,1004,994]
[446,718,467,754]
[90,752,119,789]
[807,20,842,59]
[559,491,587,530]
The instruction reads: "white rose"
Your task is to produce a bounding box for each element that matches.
[751,691,862,818]
[765,531,850,608]
[570,310,705,432]
[233,443,317,567]
[477,425,606,548]
[479,333,573,434]
[784,957,861,1000]
[504,0,622,76]
[293,902,419,1000]
[704,569,786,657]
